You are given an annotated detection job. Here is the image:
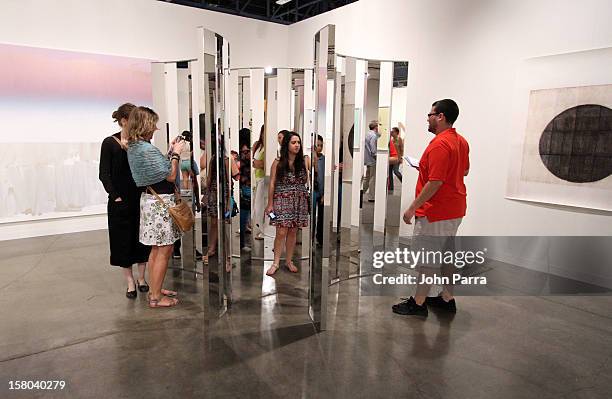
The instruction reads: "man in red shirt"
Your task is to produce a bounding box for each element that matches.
[393,99,470,317]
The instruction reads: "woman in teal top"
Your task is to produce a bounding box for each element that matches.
[126,106,186,308]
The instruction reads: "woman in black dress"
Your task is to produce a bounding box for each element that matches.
[99,103,151,298]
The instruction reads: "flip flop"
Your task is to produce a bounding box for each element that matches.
[148,294,179,308]
[161,289,178,297]
[266,264,280,276]
[285,262,298,273]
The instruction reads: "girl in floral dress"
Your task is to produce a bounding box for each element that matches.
[265,132,310,276]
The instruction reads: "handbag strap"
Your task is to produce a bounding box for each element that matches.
[147,186,166,205]
[148,184,182,205]
[112,135,128,151]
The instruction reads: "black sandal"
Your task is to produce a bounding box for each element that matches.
[126,288,137,299]
[137,280,150,293]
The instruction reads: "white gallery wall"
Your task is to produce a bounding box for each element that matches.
[0,0,288,240]
[287,0,612,237]
[0,0,288,66]
[286,0,612,287]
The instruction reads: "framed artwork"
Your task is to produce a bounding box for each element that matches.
[0,43,152,222]
[506,47,612,211]
[377,106,390,150]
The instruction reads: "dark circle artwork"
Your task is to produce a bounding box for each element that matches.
[539,104,612,183]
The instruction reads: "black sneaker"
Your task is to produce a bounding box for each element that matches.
[425,296,457,313]
[173,251,181,259]
[392,297,428,317]
[195,250,203,260]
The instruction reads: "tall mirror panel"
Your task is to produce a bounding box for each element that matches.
[196,27,232,316]
[310,24,336,331]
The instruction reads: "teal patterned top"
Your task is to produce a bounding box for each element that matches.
[127,140,170,187]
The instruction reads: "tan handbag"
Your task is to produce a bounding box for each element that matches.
[147,186,194,232]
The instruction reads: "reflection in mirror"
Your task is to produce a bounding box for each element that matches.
[310,24,336,331]
[196,27,231,316]
[228,67,313,303]
[151,59,200,274]
[316,49,409,318]
[385,62,409,243]
[324,55,361,284]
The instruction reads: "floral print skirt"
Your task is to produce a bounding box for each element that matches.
[139,193,182,246]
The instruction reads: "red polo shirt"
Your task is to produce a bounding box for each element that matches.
[415,128,469,222]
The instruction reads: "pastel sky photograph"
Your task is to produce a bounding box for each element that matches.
[0,43,152,143]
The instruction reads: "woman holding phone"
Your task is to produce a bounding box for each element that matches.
[126,106,186,308]
[265,132,309,276]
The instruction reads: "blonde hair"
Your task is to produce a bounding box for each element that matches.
[127,106,159,142]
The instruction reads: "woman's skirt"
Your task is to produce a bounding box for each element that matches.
[139,192,182,246]
[107,196,151,267]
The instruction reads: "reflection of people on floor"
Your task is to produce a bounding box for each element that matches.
[126,106,185,308]
[265,132,310,276]
[388,126,404,191]
[393,99,470,318]
[313,134,325,245]
[362,120,380,202]
[100,103,151,300]
[252,125,266,240]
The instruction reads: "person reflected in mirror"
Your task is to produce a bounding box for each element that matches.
[126,106,185,308]
[252,125,266,240]
[199,137,208,215]
[204,137,239,265]
[204,139,220,262]
[388,126,404,191]
[276,130,289,160]
[312,134,325,245]
[393,99,470,317]
[265,132,310,275]
[179,131,193,190]
[238,129,252,251]
[362,120,380,202]
[172,150,201,260]
[99,103,152,299]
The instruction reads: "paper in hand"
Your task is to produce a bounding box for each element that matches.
[403,155,420,169]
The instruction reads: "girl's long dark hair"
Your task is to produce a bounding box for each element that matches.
[252,124,265,155]
[276,131,305,179]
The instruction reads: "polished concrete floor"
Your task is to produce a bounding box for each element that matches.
[1,230,612,398]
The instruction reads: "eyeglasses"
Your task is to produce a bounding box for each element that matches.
[427,112,441,118]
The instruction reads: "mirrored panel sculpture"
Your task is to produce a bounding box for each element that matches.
[310,26,410,330]
[310,24,336,331]
[196,27,232,316]
[226,66,314,303]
